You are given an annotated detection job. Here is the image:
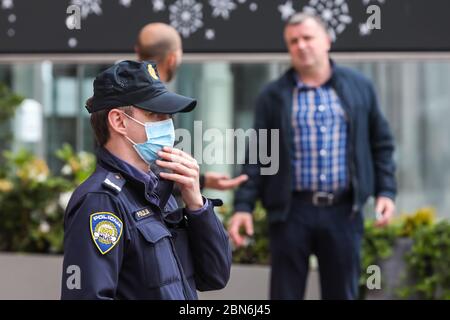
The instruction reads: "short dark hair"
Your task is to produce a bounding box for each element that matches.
[86,97,133,146]
[286,12,330,37]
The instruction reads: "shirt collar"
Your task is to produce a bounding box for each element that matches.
[295,59,336,90]
[96,147,158,192]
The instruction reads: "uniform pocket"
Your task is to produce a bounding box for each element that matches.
[136,221,182,288]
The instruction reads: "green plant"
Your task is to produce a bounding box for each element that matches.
[0,149,72,253]
[218,203,449,300]
[0,83,23,153]
[0,145,96,253]
[359,218,398,298]
[55,143,96,186]
[0,83,23,125]
[359,207,450,300]
[398,207,435,237]
[398,221,450,299]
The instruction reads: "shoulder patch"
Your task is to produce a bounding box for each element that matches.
[90,212,123,255]
[102,172,125,194]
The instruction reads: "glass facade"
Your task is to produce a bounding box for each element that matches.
[1,58,449,217]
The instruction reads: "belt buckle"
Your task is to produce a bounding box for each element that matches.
[312,192,334,206]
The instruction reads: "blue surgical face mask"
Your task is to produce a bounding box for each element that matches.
[123,113,175,165]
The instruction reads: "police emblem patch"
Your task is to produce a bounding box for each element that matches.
[147,64,159,80]
[90,212,123,255]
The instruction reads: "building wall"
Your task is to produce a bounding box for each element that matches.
[0,56,449,217]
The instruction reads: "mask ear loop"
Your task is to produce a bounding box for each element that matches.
[124,135,137,146]
[121,112,144,146]
[122,111,145,127]
[121,113,155,168]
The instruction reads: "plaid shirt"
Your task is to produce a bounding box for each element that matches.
[291,77,349,192]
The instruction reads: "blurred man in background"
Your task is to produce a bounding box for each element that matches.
[229,12,396,300]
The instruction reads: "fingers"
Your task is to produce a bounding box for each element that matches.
[216,173,231,180]
[374,200,384,217]
[217,174,248,190]
[244,215,254,236]
[227,174,249,187]
[159,148,247,191]
[157,148,200,180]
[228,219,245,247]
[376,208,393,227]
[237,174,249,182]
[375,198,395,227]
[374,202,388,227]
[156,159,197,177]
[228,213,253,247]
[159,171,196,188]
[159,149,248,191]
[206,173,249,190]
[157,148,200,188]
[158,151,198,170]
[162,146,196,163]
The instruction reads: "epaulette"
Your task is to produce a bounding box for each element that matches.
[102,172,125,194]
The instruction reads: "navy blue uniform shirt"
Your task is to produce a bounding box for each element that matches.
[61,147,231,299]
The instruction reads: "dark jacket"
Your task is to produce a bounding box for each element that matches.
[234,63,396,223]
[61,147,231,299]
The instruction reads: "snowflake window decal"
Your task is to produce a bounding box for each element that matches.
[119,0,132,8]
[59,0,387,43]
[209,0,237,20]
[278,0,295,21]
[2,0,13,9]
[303,0,352,42]
[169,0,204,38]
[1,0,16,37]
[152,0,166,12]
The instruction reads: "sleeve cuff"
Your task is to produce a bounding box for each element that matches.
[184,196,209,215]
[233,202,254,214]
[376,191,396,202]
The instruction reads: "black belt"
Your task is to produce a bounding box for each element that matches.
[292,190,352,207]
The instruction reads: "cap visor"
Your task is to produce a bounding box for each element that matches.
[134,91,196,114]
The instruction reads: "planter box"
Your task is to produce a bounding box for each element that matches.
[0,253,321,300]
[0,253,63,300]
[199,264,320,300]
[365,237,414,300]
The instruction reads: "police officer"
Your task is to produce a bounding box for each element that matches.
[61,60,232,299]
